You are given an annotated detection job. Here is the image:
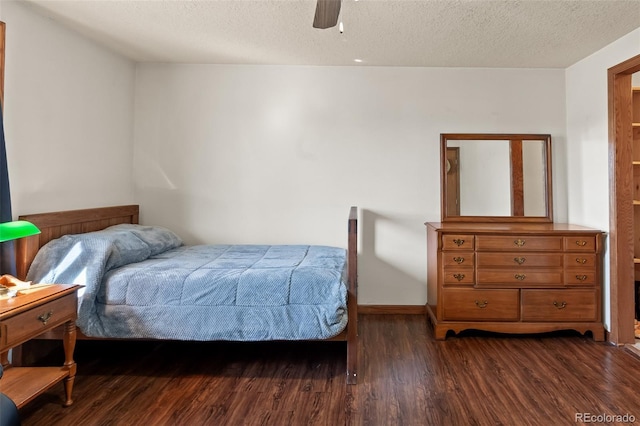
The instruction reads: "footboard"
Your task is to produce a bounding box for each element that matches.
[346,206,358,384]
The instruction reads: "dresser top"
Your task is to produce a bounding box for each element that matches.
[425,222,603,234]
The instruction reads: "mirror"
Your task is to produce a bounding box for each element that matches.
[441,133,553,222]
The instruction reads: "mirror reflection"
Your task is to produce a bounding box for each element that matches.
[441,134,552,222]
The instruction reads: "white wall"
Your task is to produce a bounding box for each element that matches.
[1,0,572,306]
[0,1,136,216]
[566,27,640,329]
[134,64,567,305]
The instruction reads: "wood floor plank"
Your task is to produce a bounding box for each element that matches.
[16,315,640,425]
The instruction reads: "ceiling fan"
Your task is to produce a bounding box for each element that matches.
[313,0,342,29]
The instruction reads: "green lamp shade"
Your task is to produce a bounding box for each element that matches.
[0,220,41,243]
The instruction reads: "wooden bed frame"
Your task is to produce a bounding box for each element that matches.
[16,205,359,384]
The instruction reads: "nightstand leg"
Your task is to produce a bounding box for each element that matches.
[62,320,77,407]
[0,351,9,369]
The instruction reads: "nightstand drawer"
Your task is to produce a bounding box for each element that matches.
[1,293,76,349]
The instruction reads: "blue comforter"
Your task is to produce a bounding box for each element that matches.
[27,224,348,340]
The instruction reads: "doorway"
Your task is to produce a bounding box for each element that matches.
[608,53,640,345]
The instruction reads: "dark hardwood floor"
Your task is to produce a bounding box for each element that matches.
[16,315,640,425]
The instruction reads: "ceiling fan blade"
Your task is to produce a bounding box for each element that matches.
[313,0,341,29]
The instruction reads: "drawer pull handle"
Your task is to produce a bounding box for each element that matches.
[575,240,587,247]
[514,239,526,247]
[475,300,488,308]
[553,301,567,309]
[514,257,526,265]
[514,273,526,281]
[576,258,587,264]
[452,239,465,246]
[38,311,53,325]
[453,257,465,264]
[453,273,465,281]
[575,275,588,281]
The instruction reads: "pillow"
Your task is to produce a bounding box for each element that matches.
[105,224,183,256]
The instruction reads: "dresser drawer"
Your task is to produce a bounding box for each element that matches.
[442,288,519,321]
[442,234,474,251]
[477,253,562,268]
[476,270,563,287]
[476,236,562,251]
[521,289,598,322]
[564,271,597,285]
[443,252,474,268]
[564,254,597,268]
[563,236,596,252]
[442,269,475,285]
[1,293,77,349]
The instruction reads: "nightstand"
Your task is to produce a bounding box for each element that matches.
[0,284,81,408]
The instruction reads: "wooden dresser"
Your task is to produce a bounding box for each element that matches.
[426,222,604,340]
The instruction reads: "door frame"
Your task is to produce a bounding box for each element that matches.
[608,53,640,345]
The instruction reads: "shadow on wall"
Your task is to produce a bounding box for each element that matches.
[359,209,425,305]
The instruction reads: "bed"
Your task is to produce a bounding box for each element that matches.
[15,205,358,384]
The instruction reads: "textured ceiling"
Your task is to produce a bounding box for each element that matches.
[17,0,640,68]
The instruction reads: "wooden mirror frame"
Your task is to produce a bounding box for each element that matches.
[441,133,553,223]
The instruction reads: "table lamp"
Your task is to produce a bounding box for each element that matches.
[0,220,40,243]
[0,220,41,295]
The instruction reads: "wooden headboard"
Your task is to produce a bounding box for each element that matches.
[15,205,139,280]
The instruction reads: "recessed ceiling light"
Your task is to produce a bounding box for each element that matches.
[354,59,363,63]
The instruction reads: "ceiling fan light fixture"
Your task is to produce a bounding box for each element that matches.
[313,0,342,29]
